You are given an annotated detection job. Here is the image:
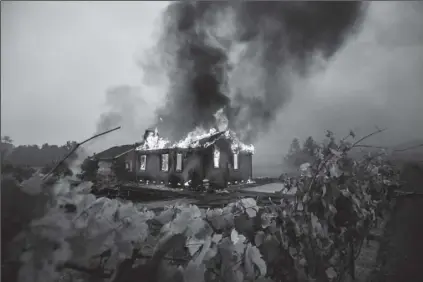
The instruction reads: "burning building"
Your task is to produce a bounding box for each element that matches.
[94,127,254,189]
[135,127,254,189]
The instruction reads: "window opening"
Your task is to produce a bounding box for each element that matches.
[125,162,131,171]
[233,153,239,170]
[140,155,147,171]
[161,154,169,171]
[213,147,220,168]
[176,153,183,172]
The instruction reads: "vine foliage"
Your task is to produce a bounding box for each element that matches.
[2,130,399,282]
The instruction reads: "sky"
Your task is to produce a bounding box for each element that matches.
[1,1,169,146]
[1,1,423,175]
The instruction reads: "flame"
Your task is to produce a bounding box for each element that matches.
[138,133,170,150]
[173,127,219,149]
[135,109,254,153]
[214,108,229,132]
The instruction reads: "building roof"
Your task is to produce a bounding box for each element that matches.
[198,131,254,153]
[93,144,136,161]
[135,130,254,154]
[198,131,227,147]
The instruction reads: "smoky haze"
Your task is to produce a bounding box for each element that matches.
[91,85,154,152]
[151,1,368,142]
[252,2,423,176]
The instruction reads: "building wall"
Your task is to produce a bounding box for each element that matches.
[228,153,253,182]
[203,145,230,188]
[130,141,253,187]
[134,149,173,183]
[98,161,113,175]
[178,150,204,186]
[130,149,205,186]
[123,150,137,172]
[203,144,253,186]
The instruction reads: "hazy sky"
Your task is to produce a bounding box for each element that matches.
[1,1,169,146]
[2,1,423,174]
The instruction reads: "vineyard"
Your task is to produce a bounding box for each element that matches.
[1,130,402,282]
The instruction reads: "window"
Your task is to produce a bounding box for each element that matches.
[176,153,183,172]
[233,153,239,170]
[125,162,132,171]
[213,147,220,168]
[161,154,169,171]
[140,155,147,171]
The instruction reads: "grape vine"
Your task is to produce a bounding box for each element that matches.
[2,130,399,282]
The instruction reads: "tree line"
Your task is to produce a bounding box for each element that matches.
[1,136,81,181]
[0,135,130,184]
[284,135,320,168]
[1,136,78,167]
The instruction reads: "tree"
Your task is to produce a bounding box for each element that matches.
[303,136,318,157]
[41,161,73,178]
[284,137,317,168]
[285,138,303,168]
[4,141,78,167]
[1,163,35,182]
[1,136,14,164]
[288,138,301,155]
[2,136,13,144]
[64,141,78,151]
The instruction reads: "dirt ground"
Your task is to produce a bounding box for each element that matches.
[368,163,423,282]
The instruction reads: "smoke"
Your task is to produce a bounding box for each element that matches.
[93,85,153,152]
[251,1,423,176]
[152,1,368,142]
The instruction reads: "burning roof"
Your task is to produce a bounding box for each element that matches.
[135,127,254,154]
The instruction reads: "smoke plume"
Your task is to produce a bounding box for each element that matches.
[94,85,152,151]
[152,1,368,142]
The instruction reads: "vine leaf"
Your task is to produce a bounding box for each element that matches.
[230,228,246,245]
[244,243,267,279]
[183,262,206,282]
[254,231,265,247]
[326,267,337,280]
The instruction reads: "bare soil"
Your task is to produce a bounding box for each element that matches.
[368,163,423,282]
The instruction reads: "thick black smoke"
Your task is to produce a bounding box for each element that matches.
[154,1,368,142]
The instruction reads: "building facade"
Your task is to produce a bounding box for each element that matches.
[95,130,254,189]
